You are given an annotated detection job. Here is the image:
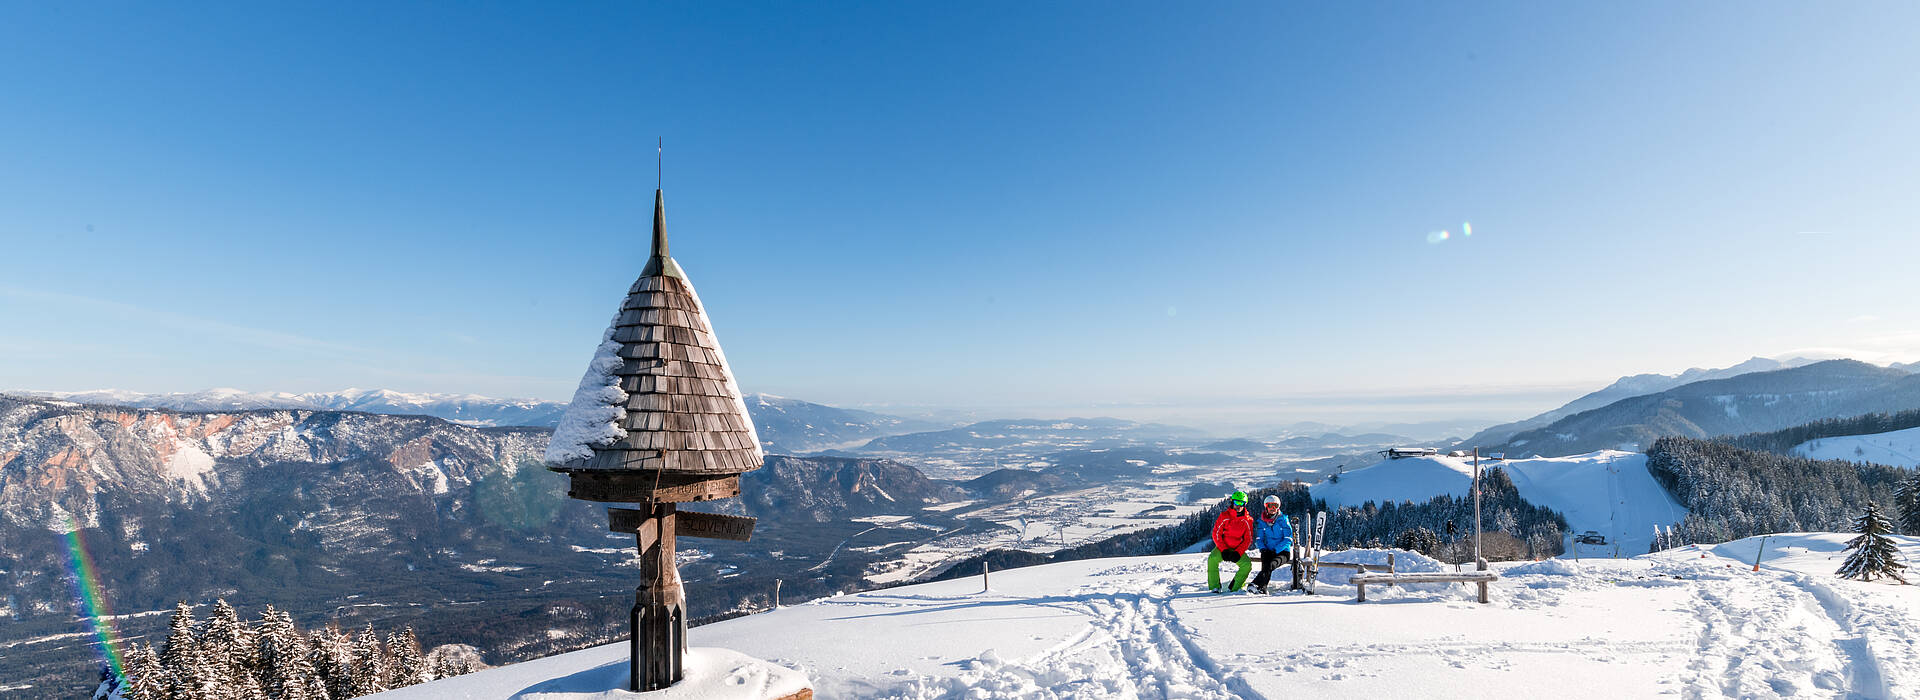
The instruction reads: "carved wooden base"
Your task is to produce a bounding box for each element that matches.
[632,584,687,692]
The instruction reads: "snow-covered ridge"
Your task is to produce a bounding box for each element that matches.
[13,387,569,427]
[7,388,929,454]
[379,536,1920,698]
[1311,450,1688,554]
[1794,426,1920,468]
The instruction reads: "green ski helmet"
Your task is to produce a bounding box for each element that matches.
[1230,491,1248,506]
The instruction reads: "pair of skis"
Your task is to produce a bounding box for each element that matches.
[1290,511,1326,594]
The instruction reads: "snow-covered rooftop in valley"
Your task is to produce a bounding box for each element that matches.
[385,535,1920,699]
[1794,426,1920,468]
[1312,450,1688,555]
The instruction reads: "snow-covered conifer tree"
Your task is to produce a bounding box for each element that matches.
[384,628,427,689]
[202,599,260,700]
[120,643,169,700]
[1895,473,1920,535]
[310,626,356,700]
[1837,501,1909,583]
[349,624,387,697]
[255,606,322,700]
[158,601,209,700]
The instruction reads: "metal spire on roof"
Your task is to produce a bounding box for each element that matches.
[642,140,684,279]
[651,188,669,260]
[654,138,668,259]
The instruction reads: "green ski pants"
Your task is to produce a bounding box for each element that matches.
[1207,549,1252,591]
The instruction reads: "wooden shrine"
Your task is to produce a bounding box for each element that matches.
[548,188,767,693]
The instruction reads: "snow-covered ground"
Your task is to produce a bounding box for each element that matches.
[382,533,1920,699]
[374,647,808,700]
[1313,450,1688,555]
[1795,427,1920,468]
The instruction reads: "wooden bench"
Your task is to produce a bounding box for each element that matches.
[1350,571,1499,604]
[1297,551,1395,593]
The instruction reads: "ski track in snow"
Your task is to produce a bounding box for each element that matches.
[870,554,1920,699]
[1668,560,1918,700]
[883,567,1260,699]
[1683,572,1851,697]
[1786,572,1918,700]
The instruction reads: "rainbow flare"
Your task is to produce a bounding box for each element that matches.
[64,514,126,681]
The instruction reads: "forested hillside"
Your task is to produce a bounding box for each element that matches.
[1719,408,1920,456]
[1645,436,1912,542]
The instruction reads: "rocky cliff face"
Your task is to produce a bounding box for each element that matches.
[0,396,549,532]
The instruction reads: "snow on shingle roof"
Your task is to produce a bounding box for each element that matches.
[544,189,763,476]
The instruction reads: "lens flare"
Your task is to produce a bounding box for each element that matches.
[1463,221,1473,237]
[1426,230,1451,244]
[64,514,125,681]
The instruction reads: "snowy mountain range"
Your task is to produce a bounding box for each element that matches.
[1457,356,1828,448]
[10,388,942,454]
[1474,360,1920,457]
[17,387,569,427]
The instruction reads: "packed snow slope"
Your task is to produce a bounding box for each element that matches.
[377,536,1920,699]
[1312,450,1688,555]
[1794,426,1920,468]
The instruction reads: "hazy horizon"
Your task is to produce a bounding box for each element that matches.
[11,351,1906,435]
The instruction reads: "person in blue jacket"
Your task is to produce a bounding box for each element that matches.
[1250,495,1294,593]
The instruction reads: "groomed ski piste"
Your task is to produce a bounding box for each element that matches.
[1312,450,1688,555]
[375,533,1920,699]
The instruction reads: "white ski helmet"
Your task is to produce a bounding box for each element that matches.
[1263,495,1281,506]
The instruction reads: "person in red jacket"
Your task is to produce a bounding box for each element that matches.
[1207,491,1256,592]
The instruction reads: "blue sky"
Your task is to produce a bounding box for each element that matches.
[2,2,1916,424]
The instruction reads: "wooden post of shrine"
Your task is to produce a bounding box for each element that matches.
[635,503,681,690]
[599,477,756,691]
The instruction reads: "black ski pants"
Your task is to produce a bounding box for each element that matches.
[1251,548,1292,589]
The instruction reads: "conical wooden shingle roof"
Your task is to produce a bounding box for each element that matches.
[553,189,764,475]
